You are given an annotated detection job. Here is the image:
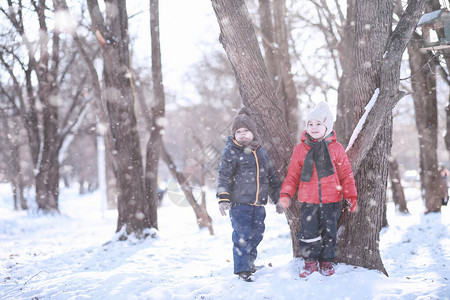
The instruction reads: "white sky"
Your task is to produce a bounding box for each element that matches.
[128,0,221,104]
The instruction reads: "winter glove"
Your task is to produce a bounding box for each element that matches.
[279,195,290,209]
[275,202,286,214]
[219,202,231,216]
[345,197,357,212]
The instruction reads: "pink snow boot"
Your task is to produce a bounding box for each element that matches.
[319,261,335,276]
[299,260,318,278]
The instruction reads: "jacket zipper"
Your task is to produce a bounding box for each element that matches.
[318,178,322,204]
[252,150,260,205]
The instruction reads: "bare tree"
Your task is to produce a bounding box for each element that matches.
[389,157,409,214]
[0,106,26,210]
[161,144,214,235]
[402,0,447,213]
[335,0,356,146]
[211,0,425,276]
[211,0,301,256]
[85,0,153,237]
[407,34,441,213]
[143,0,165,230]
[0,1,91,212]
[257,0,298,141]
[335,0,426,275]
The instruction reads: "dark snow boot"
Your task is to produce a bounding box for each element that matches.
[251,265,265,273]
[319,261,335,276]
[299,260,318,278]
[237,271,253,282]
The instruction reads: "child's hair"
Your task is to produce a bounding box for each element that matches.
[306,101,334,137]
[231,107,259,139]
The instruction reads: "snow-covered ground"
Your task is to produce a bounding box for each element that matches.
[1,183,449,299]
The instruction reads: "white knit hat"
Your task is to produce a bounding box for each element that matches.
[306,101,334,137]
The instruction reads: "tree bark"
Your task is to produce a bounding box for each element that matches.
[258,0,278,85]
[389,157,409,214]
[336,0,425,276]
[335,0,356,146]
[337,0,394,276]
[273,0,299,141]
[212,0,425,275]
[142,0,166,230]
[258,0,299,142]
[86,0,151,237]
[407,39,441,214]
[32,1,62,212]
[211,0,299,254]
[2,0,91,213]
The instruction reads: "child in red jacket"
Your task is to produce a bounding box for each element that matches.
[279,101,357,278]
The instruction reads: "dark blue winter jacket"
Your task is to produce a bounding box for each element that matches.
[216,136,281,206]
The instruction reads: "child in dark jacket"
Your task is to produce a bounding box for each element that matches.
[279,101,357,278]
[217,107,285,281]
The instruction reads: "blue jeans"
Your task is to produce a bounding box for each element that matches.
[230,204,266,274]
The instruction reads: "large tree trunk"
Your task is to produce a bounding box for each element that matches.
[336,0,393,276]
[407,34,442,213]
[212,0,425,275]
[33,1,61,213]
[87,0,151,237]
[211,0,298,252]
[336,0,425,276]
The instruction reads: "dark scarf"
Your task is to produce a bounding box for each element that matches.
[300,133,335,182]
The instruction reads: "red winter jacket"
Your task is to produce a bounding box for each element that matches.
[280,130,357,204]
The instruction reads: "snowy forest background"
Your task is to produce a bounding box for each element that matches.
[1,0,450,299]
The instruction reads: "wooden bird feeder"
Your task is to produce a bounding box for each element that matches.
[417,8,450,50]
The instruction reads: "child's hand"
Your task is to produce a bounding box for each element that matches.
[275,202,285,214]
[219,202,231,216]
[279,195,290,208]
[345,198,357,212]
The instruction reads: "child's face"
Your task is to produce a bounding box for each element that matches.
[307,119,327,140]
[235,128,254,143]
